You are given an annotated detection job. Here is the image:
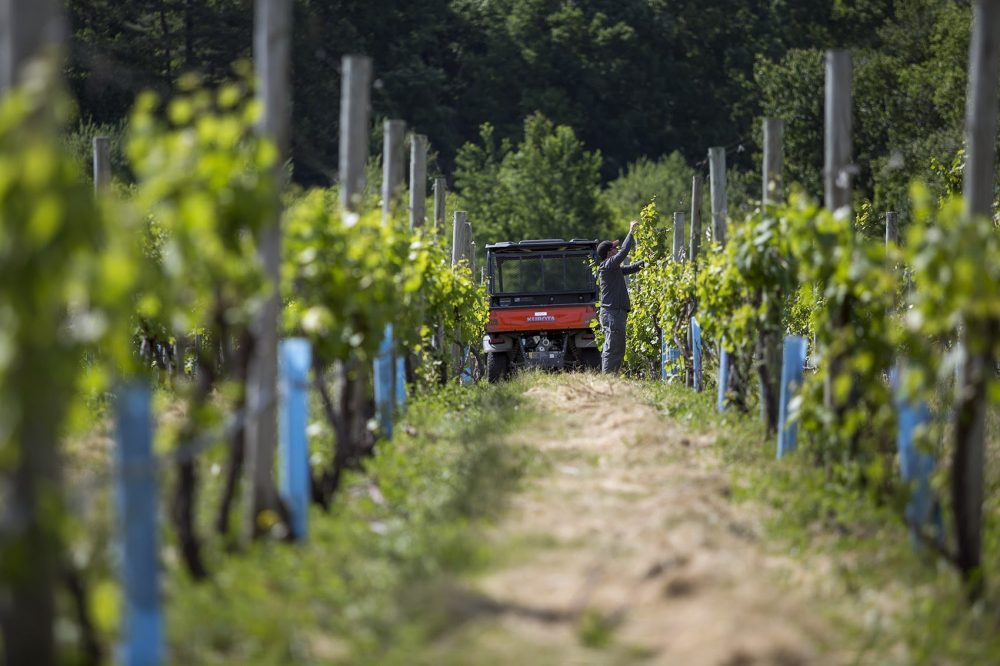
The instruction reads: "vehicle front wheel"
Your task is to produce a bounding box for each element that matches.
[486,351,510,383]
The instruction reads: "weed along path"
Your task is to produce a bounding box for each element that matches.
[432,373,839,665]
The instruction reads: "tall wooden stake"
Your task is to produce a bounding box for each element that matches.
[708,146,727,246]
[759,118,785,433]
[409,133,428,229]
[433,176,447,234]
[668,212,686,383]
[689,175,703,264]
[885,211,898,247]
[337,54,373,472]
[0,2,64,664]
[245,0,291,539]
[824,50,852,213]
[93,136,111,194]
[451,211,470,374]
[381,119,406,222]
[0,0,62,90]
[953,0,1000,594]
[688,175,703,390]
[0,0,70,666]
[821,50,853,416]
[339,55,372,213]
[763,118,785,204]
[452,211,470,266]
[672,212,686,262]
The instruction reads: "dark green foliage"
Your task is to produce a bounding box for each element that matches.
[65,0,939,192]
[754,49,826,198]
[754,0,975,219]
[602,152,699,223]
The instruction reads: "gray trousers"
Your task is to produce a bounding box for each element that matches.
[600,308,627,374]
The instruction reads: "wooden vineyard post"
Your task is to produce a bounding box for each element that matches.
[339,55,372,213]
[0,0,63,90]
[451,212,470,376]
[93,136,111,194]
[762,118,785,205]
[0,2,65,663]
[689,175,703,391]
[381,119,406,222]
[759,118,785,433]
[245,0,292,540]
[709,146,733,411]
[885,210,898,247]
[663,213,685,381]
[464,223,476,383]
[409,133,428,229]
[452,211,470,265]
[334,54,374,472]
[821,49,853,416]
[689,175,703,264]
[432,176,448,376]
[953,0,1000,593]
[672,211,686,262]
[115,384,164,666]
[708,146,728,246]
[278,339,311,541]
[433,177,447,234]
[400,133,428,400]
[375,119,405,431]
[824,50,853,214]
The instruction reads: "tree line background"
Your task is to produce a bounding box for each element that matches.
[66,0,979,246]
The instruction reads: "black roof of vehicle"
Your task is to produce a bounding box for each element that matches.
[485,238,598,253]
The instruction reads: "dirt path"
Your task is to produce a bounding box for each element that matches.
[432,374,841,665]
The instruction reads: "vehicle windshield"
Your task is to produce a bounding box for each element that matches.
[492,253,595,294]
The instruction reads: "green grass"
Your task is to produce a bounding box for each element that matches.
[640,380,1000,665]
[156,376,537,664]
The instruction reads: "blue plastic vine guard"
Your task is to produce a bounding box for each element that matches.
[373,324,395,438]
[891,364,944,548]
[279,338,312,541]
[691,318,702,391]
[776,335,808,458]
[115,383,163,666]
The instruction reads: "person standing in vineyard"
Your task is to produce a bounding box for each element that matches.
[596,219,645,374]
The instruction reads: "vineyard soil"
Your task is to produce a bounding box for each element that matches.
[424,373,842,665]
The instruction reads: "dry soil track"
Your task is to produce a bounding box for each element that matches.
[433,373,842,666]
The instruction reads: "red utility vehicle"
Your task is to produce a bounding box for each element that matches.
[483,238,600,382]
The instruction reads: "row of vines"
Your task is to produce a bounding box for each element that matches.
[623,178,999,588]
[0,57,487,662]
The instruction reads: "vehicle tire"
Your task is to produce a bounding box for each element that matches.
[486,352,509,383]
[578,348,600,371]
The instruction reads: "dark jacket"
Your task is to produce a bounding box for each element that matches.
[598,231,645,311]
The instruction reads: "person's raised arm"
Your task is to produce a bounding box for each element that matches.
[607,220,639,268]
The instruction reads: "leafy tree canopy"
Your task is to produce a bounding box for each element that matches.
[455,114,611,246]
